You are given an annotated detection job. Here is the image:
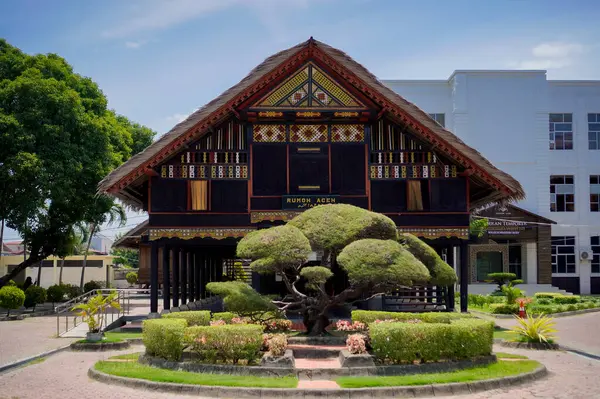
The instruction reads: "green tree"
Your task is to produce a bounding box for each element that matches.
[0,39,155,286]
[0,285,25,316]
[209,204,458,335]
[111,232,139,268]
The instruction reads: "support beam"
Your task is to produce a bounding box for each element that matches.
[460,240,469,313]
[162,244,171,311]
[446,245,456,312]
[150,241,159,314]
[172,247,180,308]
[195,253,202,301]
[181,250,187,305]
[189,252,195,303]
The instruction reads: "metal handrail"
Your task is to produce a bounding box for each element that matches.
[55,288,152,337]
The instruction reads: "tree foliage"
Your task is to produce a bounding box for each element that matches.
[0,39,155,285]
[399,233,457,286]
[210,204,458,335]
[206,281,280,323]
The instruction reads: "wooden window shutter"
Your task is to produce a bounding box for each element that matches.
[407,180,424,211]
[189,180,208,211]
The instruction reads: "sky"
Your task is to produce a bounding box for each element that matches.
[1,0,599,241]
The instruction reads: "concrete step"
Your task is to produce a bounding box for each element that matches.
[288,344,345,359]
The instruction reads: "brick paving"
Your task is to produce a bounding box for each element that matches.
[0,344,597,398]
[495,312,600,356]
[294,357,340,369]
[297,379,340,389]
[0,316,75,367]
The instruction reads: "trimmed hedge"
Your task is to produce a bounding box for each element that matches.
[489,303,519,315]
[369,319,494,363]
[143,319,187,361]
[352,310,473,324]
[552,295,580,304]
[184,324,263,364]
[211,311,236,323]
[162,311,211,326]
[534,292,561,299]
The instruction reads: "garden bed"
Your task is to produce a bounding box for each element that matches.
[500,341,560,350]
[71,338,130,352]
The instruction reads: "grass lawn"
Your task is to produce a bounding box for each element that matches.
[469,305,492,314]
[108,352,143,360]
[336,360,540,388]
[76,336,124,344]
[495,352,528,359]
[493,327,514,341]
[94,361,298,388]
[104,332,143,340]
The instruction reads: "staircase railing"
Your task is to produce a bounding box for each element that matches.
[55,288,149,337]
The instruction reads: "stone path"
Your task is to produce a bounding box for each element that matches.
[0,344,599,398]
[495,311,600,357]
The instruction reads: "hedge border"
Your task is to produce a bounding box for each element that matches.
[471,307,600,319]
[70,341,131,352]
[88,363,548,398]
[140,353,498,379]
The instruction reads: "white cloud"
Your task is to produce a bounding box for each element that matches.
[102,0,241,38]
[125,41,145,49]
[531,42,584,58]
[512,41,587,71]
[166,110,196,123]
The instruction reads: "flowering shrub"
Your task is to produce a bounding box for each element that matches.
[266,333,287,356]
[264,319,292,332]
[335,320,367,332]
[184,324,263,364]
[262,333,272,351]
[230,317,247,324]
[212,312,236,323]
[346,334,367,354]
[209,319,226,326]
[372,319,421,325]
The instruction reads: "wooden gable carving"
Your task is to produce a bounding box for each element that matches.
[252,62,365,110]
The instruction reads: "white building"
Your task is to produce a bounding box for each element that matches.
[384,72,600,295]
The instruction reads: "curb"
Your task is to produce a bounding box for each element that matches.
[70,341,131,352]
[88,364,548,398]
[471,307,600,319]
[0,343,72,374]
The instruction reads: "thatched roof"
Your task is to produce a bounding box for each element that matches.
[112,220,148,249]
[98,38,524,209]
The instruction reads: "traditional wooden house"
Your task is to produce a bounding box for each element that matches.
[100,38,524,314]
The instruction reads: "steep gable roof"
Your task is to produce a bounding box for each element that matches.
[98,38,524,209]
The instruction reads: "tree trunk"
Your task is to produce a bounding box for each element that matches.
[79,224,95,290]
[0,219,4,256]
[59,258,65,284]
[0,252,44,287]
[304,311,330,336]
[36,261,42,286]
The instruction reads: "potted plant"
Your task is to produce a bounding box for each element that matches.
[72,290,120,342]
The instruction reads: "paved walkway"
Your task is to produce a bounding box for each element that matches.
[0,344,598,398]
[495,311,600,356]
[0,315,76,367]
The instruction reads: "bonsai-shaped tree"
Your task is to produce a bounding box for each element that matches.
[72,290,121,334]
[208,204,457,335]
[487,272,523,292]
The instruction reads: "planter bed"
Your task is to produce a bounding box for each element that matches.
[500,341,560,350]
[71,340,131,352]
[140,353,498,379]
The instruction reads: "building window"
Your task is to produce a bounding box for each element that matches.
[428,113,445,127]
[551,236,576,274]
[591,175,600,212]
[589,113,600,150]
[592,236,600,274]
[549,113,573,150]
[550,175,575,212]
[189,180,208,211]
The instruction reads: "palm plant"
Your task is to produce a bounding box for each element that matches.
[79,200,126,290]
[72,290,121,333]
[509,311,557,343]
[58,228,87,284]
